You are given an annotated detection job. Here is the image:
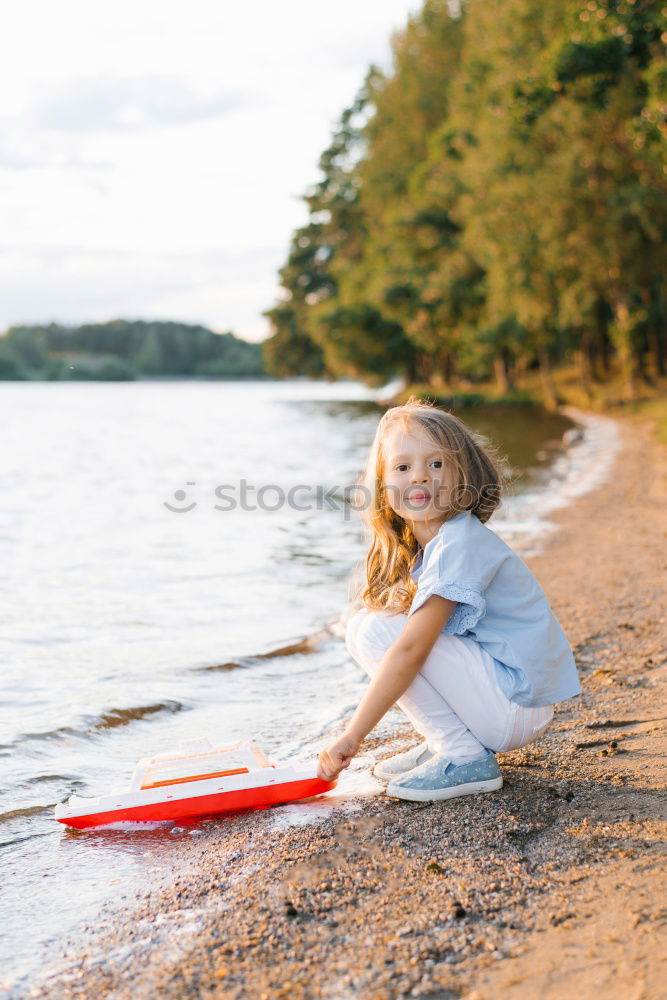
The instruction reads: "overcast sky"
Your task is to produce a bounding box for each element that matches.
[1,0,423,342]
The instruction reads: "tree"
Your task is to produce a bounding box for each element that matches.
[134,326,164,374]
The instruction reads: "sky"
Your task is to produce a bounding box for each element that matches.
[1,0,423,343]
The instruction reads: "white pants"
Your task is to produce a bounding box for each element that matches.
[345,608,554,763]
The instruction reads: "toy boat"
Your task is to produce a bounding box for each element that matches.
[55,738,335,830]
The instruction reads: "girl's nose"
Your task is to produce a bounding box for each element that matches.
[410,468,428,483]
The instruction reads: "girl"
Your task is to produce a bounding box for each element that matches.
[317,397,581,801]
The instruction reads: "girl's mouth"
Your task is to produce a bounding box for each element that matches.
[407,492,431,504]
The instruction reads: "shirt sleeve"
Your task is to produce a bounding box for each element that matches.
[407,518,506,636]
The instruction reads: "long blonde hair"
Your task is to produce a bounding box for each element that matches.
[349,396,505,615]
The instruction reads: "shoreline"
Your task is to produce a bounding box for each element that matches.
[19,409,666,1000]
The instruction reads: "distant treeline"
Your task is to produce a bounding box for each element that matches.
[262,0,667,403]
[0,320,265,380]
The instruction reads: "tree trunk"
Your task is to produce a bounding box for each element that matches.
[513,353,529,384]
[646,276,666,378]
[595,297,612,375]
[583,325,599,382]
[539,351,559,411]
[404,354,419,384]
[436,350,455,390]
[575,346,594,403]
[493,355,510,394]
[506,354,515,390]
[419,350,434,383]
[656,282,667,377]
[575,328,595,400]
[637,284,654,384]
[612,295,637,403]
[647,324,665,378]
[636,343,652,385]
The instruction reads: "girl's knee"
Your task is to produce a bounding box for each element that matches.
[357,610,406,657]
[344,610,366,663]
[345,608,406,664]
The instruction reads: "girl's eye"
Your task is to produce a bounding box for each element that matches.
[395,460,443,472]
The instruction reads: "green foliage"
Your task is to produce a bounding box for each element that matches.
[261,303,329,378]
[313,303,416,382]
[0,342,28,380]
[134,327,164,375]
[59,354,137,381]
[266,0,667,403]
[0,321,264,380]
[2,327,47,373]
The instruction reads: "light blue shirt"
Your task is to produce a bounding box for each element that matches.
[408,510,581,707]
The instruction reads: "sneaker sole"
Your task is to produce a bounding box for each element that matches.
[386,775,503,802]
[372,770,392,785]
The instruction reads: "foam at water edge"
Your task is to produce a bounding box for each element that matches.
[17,906,207,999]
[269,756,387,832]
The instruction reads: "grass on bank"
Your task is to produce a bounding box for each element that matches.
[397,363,667,443]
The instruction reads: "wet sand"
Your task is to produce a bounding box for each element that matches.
[26,412,666,1000]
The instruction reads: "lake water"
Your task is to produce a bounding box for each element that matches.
[0,379,618,993]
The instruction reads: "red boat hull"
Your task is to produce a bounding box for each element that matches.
[58,776,334,830]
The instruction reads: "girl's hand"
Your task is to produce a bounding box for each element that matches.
[317,732,361,782]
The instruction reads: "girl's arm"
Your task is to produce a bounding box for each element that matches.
[317,595,456,781]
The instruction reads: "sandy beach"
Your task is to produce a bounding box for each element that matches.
[25,410,666,1000]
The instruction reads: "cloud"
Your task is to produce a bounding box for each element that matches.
[0,75,253,169]
[29,76,251,133]
[0,243,283,340]
[0,133,111,171]
[0,1,423,334]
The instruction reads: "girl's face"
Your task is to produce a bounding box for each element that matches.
[381,423,457,527]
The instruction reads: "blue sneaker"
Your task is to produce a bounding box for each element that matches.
[386,750,503,802]
[373,741,434,784]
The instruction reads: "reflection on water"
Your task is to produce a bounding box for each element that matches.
[0,378,589,993]
[455,405,572,484]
